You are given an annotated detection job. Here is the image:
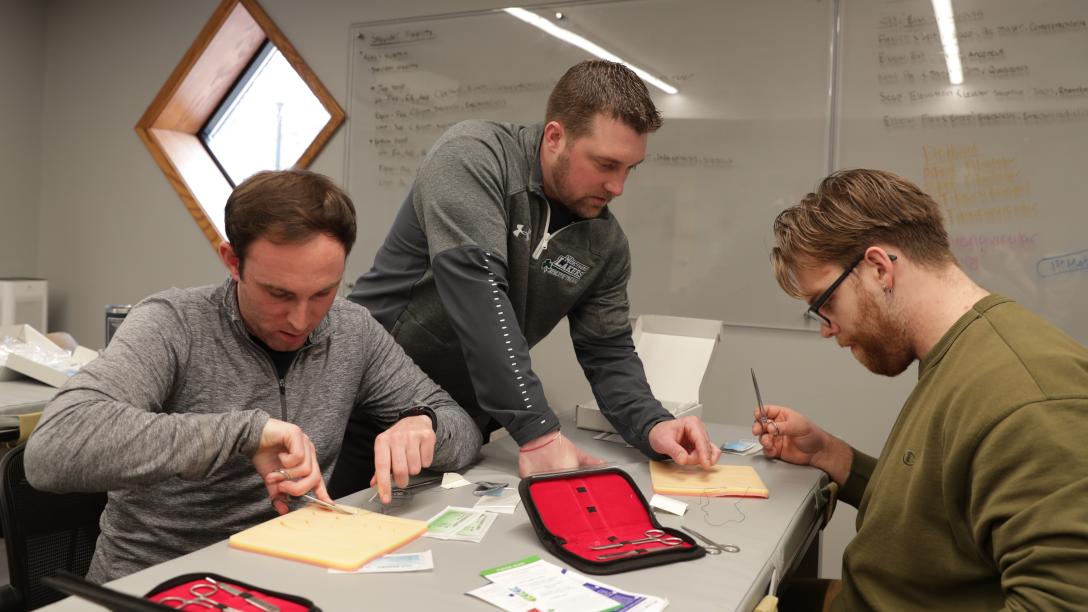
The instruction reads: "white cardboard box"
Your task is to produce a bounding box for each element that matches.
[575,314,722,433]
[0,324,64,382]
[0,324,98,387]
[0,278,48,332]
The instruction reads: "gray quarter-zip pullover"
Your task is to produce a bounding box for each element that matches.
[25,278,481,582]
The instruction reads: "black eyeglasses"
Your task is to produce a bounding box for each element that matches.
[803,253,896,327]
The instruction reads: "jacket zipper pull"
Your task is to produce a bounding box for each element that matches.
[532,231,551,260]
[532,197,553,260]
[278,378,286,396]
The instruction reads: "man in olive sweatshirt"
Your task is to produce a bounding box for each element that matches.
[758,169,1088,610]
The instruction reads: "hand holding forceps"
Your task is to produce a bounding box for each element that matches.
[590,529,684,550]
[158,582,245,611]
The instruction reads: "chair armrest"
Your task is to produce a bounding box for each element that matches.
[0,583,23,612]
[16,412,42,445]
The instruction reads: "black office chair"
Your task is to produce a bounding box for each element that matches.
[0,444,108,611]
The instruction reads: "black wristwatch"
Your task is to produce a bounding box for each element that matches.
[397,405,438,432]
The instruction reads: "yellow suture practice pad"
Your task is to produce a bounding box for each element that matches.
[228,505,427,571]
[649,461,769,498]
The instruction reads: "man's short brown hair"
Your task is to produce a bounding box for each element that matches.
[224,169,356,275]
[771,169,955,298]
[545,60,663,139]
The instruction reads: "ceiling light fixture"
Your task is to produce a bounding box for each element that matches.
[503,7,678,95]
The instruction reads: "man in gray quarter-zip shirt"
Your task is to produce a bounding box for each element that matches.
[24,170,481,582]
[330,60,720,496]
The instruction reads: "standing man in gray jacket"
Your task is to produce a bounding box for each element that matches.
[331,60,720,495]
[24,170,481,582]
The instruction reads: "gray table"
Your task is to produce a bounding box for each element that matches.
[0,379,57,416]
[0,379,57,441]
[40,423,827,611]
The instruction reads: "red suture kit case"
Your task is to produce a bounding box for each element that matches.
[518,467,705,574]
[145,572,319,611]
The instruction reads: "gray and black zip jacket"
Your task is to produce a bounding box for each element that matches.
[24,278,481,582]
[350,120,672,456]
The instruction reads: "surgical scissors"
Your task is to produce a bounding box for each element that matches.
[158,582,246,611]
[590,529,684,550]
[682,526,740,554]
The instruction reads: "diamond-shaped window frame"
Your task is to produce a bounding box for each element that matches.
[135,0,344,251]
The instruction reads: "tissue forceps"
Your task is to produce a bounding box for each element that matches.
[751,368,781,437]
[276,468,356,515]
[291,492,356,515]
[590,529,684,550]
[596,547,675,560]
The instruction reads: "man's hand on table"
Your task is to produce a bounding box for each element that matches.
[370,414,437,504]
[649,416,721,468]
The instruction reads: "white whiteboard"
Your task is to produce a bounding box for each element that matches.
[837,0,1088,342]
[346,0,835,331]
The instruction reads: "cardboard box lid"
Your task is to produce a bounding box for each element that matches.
[631,315,721,406]
[576,399,702,434]
[0,324,64,382]
[0,324,97,387]
[0,324,64,354]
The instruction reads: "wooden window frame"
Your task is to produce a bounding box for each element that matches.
[135,0,344,251]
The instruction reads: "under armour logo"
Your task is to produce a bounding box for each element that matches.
[512,224,531,241]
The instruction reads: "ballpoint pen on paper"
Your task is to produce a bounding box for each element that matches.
[750,368,780,436]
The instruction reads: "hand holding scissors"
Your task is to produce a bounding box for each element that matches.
[253,418,327,515]
[158,582,245,611]
[590,529,684,550]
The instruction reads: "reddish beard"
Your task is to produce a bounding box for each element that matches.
[848,287,915,376]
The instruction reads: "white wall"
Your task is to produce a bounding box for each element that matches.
[0,0,46,278]
[31,0,915,578]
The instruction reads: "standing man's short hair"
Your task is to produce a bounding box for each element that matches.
[545,60,663,138]
[224,169,357,274]
[771,169,956,298]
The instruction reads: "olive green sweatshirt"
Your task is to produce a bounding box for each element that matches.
[833,295,1088,610]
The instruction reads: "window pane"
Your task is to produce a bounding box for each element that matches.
[203,44,331,186]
